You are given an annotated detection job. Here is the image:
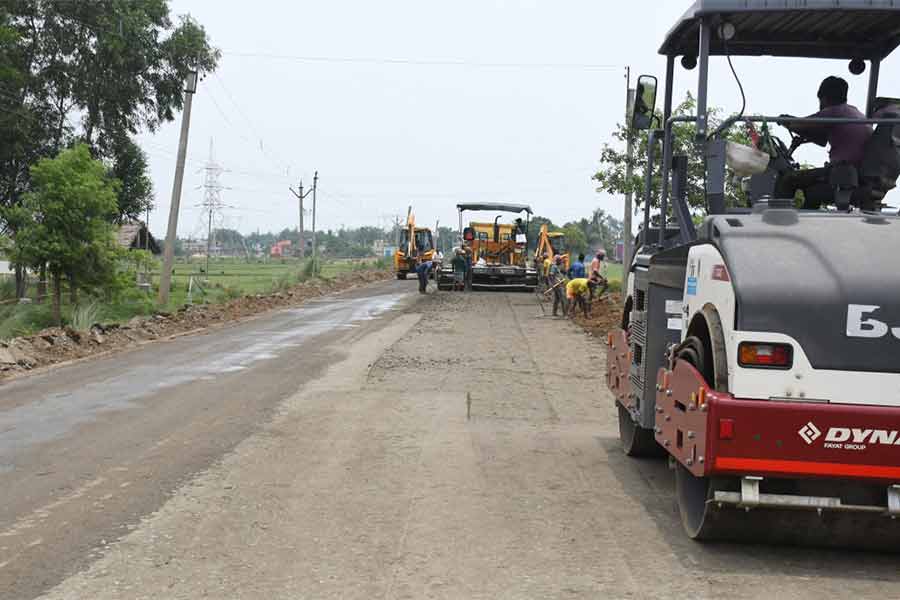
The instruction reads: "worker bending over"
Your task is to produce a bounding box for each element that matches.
[415,260,434,294]
[567,277,590,319]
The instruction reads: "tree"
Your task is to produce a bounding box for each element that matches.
[11,145,120,324]
[107,134,153,223]
[561,224,588,257]
[528,215,557,252]
[0,2,219,295]
[593,93,749,215]
[435,226,457,253]
[588,208,624,256]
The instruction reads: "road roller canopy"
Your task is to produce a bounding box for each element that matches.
[660,0,900,60]
[456,203,533,215]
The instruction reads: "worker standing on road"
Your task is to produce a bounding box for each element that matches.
[547,254,568,317]
[463,247,473,291]
[540,253,551,292]
[566,277,590,319]
[451,249,468,291]
[568,253,586,279]
[416,260,434,294]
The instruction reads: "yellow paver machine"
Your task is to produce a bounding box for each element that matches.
[438,203,537,291]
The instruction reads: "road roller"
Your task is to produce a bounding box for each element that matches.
[608,0,900,549]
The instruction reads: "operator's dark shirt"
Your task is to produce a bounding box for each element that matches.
[809,103,872,165]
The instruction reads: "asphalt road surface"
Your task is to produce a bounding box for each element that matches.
[0,280,412,599]
[2,283,900,599]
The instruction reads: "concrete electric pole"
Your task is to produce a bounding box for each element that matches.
[623,66,635,296]
[311,171,319,258]
[158,71,198,306]
[289,180,312,258]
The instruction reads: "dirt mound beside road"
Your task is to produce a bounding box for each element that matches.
[0,269,393,381]
[572,293,623,339]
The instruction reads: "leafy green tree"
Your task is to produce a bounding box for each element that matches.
[0,2,219,296]
[211,228,245,249]
[528,215,556,252]
[571,209,624,256]
[561,224,588,257]
[435,226,457,253]
[593,93,750,214]
[11,145,121,324]
[107,134,154,223]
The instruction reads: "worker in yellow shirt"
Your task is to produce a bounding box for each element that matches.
[566,277,590,318]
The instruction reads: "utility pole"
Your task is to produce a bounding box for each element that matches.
[623,66,635,296]
[289,180,312,258]
[311,171,319,258]
[158,71,198,306]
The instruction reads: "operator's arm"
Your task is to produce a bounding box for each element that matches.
[780,111,830,147]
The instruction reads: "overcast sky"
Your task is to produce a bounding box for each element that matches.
[138,1,900,239]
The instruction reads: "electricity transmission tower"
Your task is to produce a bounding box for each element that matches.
[201,139,226,275]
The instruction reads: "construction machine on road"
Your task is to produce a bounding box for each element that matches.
[607,0,900,549]
[394,207,435,280]
[534,224,570,274]
[437,203,538,291]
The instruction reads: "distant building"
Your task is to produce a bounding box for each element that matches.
[182,239,208,256]
[270,240,292,258]
[372,239,388,257]
[0,259,12,279]
[116,222,162,255]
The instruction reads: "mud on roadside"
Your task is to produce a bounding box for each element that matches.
[570,292,623,339]
[0,269,393,381]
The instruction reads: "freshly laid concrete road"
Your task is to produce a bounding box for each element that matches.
[1,282,899,599]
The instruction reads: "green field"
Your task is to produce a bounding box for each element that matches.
[0,257,388,340]
[606,262,624,283]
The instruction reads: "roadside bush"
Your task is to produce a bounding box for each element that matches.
[301,257,321,279]
[70,302,100,332]
[373,258,391,270]
[271,272,296,292]
[222,285,243,301]
[0,303,55,340]
[0,277,15,301]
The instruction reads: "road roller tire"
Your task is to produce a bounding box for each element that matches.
[618,403,664,458]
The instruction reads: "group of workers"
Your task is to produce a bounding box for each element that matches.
[415,245,609,306]
[540,249,608,319]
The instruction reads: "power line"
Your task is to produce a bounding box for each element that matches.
[211,72,292,176]
[221,51,622,71]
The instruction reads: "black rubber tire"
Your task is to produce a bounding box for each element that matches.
[396,272,407,280]
[618,403,664,458]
